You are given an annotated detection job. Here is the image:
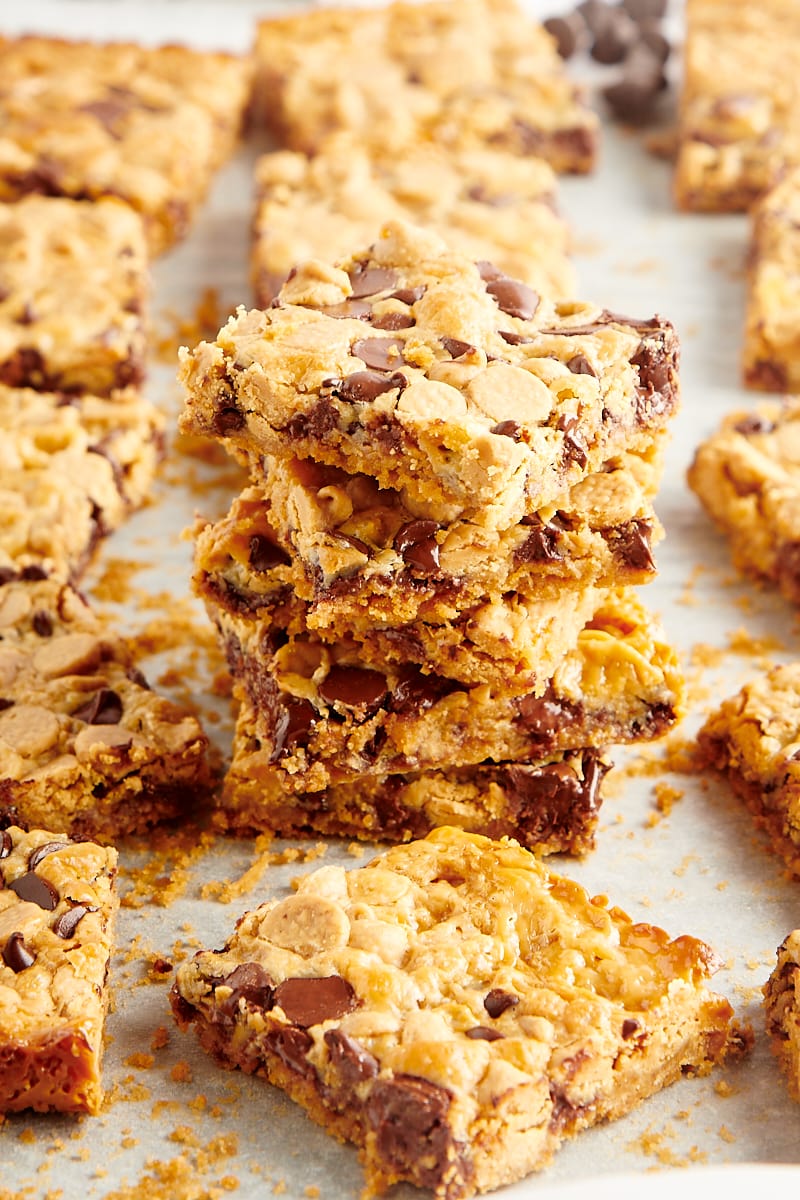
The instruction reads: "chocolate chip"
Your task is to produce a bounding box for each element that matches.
[3,931,35,973]
[0,831,11,859]
[558,416,589,468]
[390,666,458,714]
[28,841,70,870]
[72,688,124,726]
[53,904,95,939]
[319,298,374,320]
[221,962,275,1012]
[21,564,48,581]
[372,311,415,331]
[566,354,596,376]
[32,610,53,637]
[351,337,406,371]
[516,520,562,563]
[577,0,613,35]
[365,1075,455,1190]
[440,337,476,359]
[515,691,568,746]
[394,520,440,572]
[390,287,425,305]
[484,988,519,1019]
[0,699,12,713]
[249,534,291,572]
[318,665,387,710]
[465,1026,505,1041]
[491,420,523,440]
[334,532,371,557]
[348,265,398,298]
[622,1017,642,1039]
[332,369,405,404]
[499,330,534,346]
[324,1029,379,1087]
[602,46,667,122]
[264,1025,314,1075]
[591,9,637,63]
[432,872,465,887]
[273,975,357,1027]
[622,0,667,19]
[616,519,655,571]
[127,666,150,689]
[213,404,245,435]
[543,13,585,58]
[485,277,539,321]
[734,415,776,436]
[476,260,504,282]
[271,695,316,761]
[9,871,58,910]
[0,807,25,832]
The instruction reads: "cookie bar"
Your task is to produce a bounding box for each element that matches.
[223,693,608,854]
[252,137,576,304]
[171,826,744,1199]
[0,385,164,582]
[194,451,663,637]
[216,589,684,792]
[180,220,680,530]
[0,575,211,838]
[0,823,117,1114]
[696,664,800,877]
[674,0,800,212]
[687,400,800,605]
[0,36,252,256]
[764,929,800,1101]
[254,0,598,172]
[0,196,148,396]
[743,169,800,391]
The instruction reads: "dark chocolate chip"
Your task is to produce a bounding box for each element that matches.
[516,520,562,563]
[271,695,316,761]
[334,532,371,557]
[616,519,655,571]
[221,962,275,1013]
[476,260,504,282]
[558,415,589,468]
[53,904,95,939]
[543,13,585,58]
[390,287,425,305]
[621,0,667,20]
[324,1029,379,1086]
[566,354,596,376]
[264,1024,314,1074]
[318,665,387,710]
[249,534,291,572]
[348,264,398,298]
[484,988,520,1019]
[0,807,25,832]
[577,0,613,35]
[485,277,539,321]
[9,871,58,910]
[602,49,666,122]
[72,688,123,726]
[213,405,245,435]
[465,1025,505,1041]
[3,931,35,973]
[516,691,568,744]
[16,302,36,326]
[127,666,150,689]
[351,337,406,371]
[365,1075,455,1191]
[491,419,523,440]
[332,369,405,404]
[394,520,440,572]
[441,337,476,359]
[273,974,357,1027]
[0,699,12,713]
[0,831,11,859]
[21,564,48,581]
[319,298,374,320]
[390,666,458,714]
[622,1017,642,1039]
[32,610,53,637]
[372,311,415,331]
[28,841,70,870]
[591,9,637,63]
[499,330,533,346]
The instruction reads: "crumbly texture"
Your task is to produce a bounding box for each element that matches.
[0,823,118,1114]
[764,929,800,1101]
[222,696,608,855]
[171,826,744,1200]
[180,220,680,531]
[674,0,800,212]
[696,663,800,877]
[686,399,800,605]
[743,168,800,390]
[0,35,252,255]
[214,588,685,793]
[253,0,599,172]
[0,385,164,582]
[252,136,576,305]
[193,450,663,634]
[0,196,148,396]
[0,576,211,839]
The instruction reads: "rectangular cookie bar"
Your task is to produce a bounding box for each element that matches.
[252,136,575,305]
[696,664,800,878]
[194,449,663,635]
[674,0,800,212]
[171,826,744,1200]
[0,823,117,1114]
[686,399,800,605]
[223,693,608,855]
[0,385,164,582]
[0,575,211,839]
[743,168,800,391]
[254,0,598,172]
[180,220,680,530]
[764,930,800,1102]
[216,588,685,792]
[0,196,148,396]
[0,35,252,256]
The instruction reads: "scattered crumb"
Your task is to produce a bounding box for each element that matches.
[170,1061,193,1085]
[347,842,366,858]
[124,1053,155,1070]
[151,1026,171,1053]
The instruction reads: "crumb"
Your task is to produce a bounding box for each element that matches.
[121,1136,139,1149]
[714,1080,736,1097]
[124,1053,155,1070]
[170,1061,193,1085]
[169,1126,201,1147]
[718,1125,737,1143]
[347,842,366,858]
[305,1188,320,1198]
[151,1026,171,1052]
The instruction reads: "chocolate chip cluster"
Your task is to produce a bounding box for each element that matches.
[544,0,672,124]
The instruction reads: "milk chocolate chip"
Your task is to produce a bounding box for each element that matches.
[333,369,405,403]
[348,264,398,298]
[351,337,406,371]
[72,688,123,726]
[485,277,539,321]
[484,988,519,1018]
[249,534,291,572]
[53,904,95,939]
[394,520,440,572]
[318,665,387,710]
[9,871,58,910]
[28,841,70,870]
[3,931,35,972]
[274,974,356,1027]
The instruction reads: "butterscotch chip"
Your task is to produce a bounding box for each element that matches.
[0,576,211,839]
[765,929,800,1101]
[171,826,745,1199]
[0,824,118,1115]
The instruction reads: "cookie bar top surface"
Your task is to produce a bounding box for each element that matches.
[0,35,252,255]
[743,168,800,391]
[675,0,800,212]
[252,137,575,304]
[0,576,210,838]
[0,385,164,582]
[687,399,800,604]
[181,220,679,527]
[0,823,117,1113]
[764,929,800,1101]
[0,196,148,396]
[172,826,740,1198]
[254,0,598,171]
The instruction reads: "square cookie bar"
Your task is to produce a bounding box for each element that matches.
[0,823,117,1114]
[252,137,575,304]
[0,196,148,396]
[254,0,598,171]
[171,826,744,1199]
[687,400,800,605]
[674,0,800,212]
[216,588,684,793]
[223,694,609,855]
[180,220,679,530]
[0,385,164,582]
[0,36,252,255]
[743,168,800,391]
[697,663,800,877]
[764,929,800,1102]
[0,575,211,838]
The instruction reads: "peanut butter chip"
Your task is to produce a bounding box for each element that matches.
[0,703,60,756]
[0,589,32,628]
[0,647,25,688]
[259,894,351,957]
[32,632,103,679]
